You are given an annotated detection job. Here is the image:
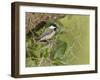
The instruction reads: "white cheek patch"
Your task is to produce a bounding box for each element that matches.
[49,25,56,29]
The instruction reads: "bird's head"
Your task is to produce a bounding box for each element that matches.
[49,23,57,31]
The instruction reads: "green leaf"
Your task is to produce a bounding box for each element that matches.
[44,48,49,58]
[40,48,49,58]
[53,40,67,59]
[26,58,36,67]
[52,58,65,65]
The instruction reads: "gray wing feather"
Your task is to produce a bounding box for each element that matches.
[37,29,53,40]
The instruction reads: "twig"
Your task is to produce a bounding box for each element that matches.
[38,57,44,66]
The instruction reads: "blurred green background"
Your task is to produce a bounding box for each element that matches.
[26,13,90,67]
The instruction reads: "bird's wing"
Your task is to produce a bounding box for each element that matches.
[37,29,54,40]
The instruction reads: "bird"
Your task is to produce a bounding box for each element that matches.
[35,23,57,42]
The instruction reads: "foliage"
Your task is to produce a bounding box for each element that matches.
[26,14,89,67]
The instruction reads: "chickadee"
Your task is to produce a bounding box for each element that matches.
[36,23,57,42]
